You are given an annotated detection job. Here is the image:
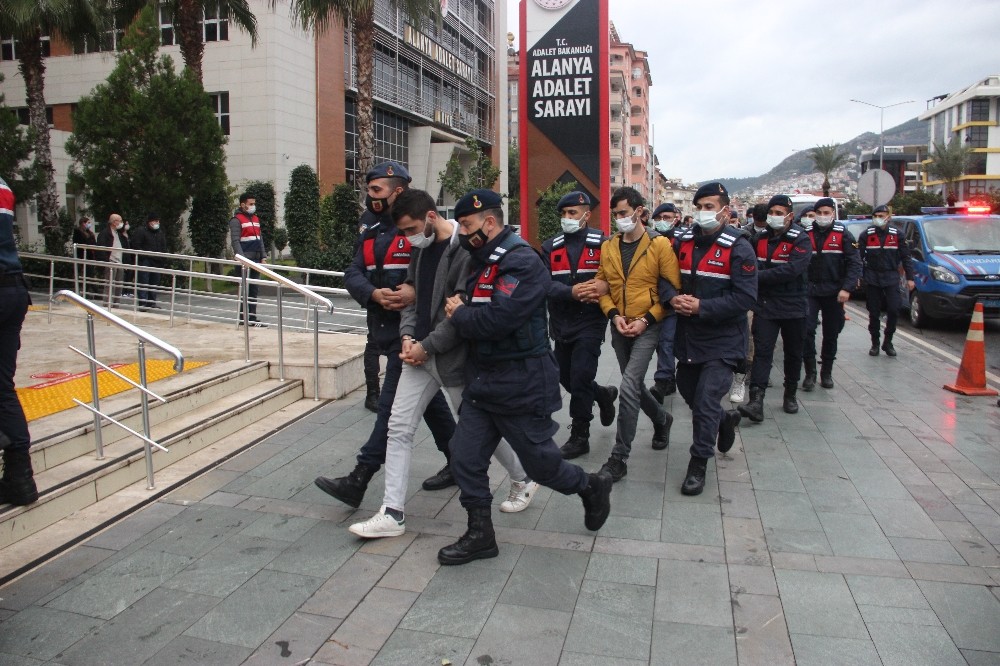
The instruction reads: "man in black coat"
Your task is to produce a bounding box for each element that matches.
[858,205,915,357]
[129,213,167,311]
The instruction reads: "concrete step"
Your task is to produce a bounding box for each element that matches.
[0,397,325,584]
[27,360,272,475]
[0,375,306,556]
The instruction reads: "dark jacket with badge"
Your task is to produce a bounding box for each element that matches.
[752,223,813,319]
[345,214,412,349]
[671,226,758,364]
[858,225,915,287]
[451,227,561,417]
[806,223,862,297]
[540,226,608,341]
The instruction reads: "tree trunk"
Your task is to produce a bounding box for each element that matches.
[822,177,831,197]
[176,0,205,81]
[17,32,60,238]
[354,10,376,197]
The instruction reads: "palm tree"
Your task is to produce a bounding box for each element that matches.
[808,143,850,196]
[282,0,440,189]
[0,0,108,241]
[926,136,972,203]
[147,0,258,82]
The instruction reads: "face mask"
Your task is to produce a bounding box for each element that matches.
[150,223,160,231]
[694,210,722,232]
[113,221,123,230]
[124,223,130,231]
[246,205,256,215]
[561,217,584,234]
[766,214,788,230]
[615,218,637,234]
[873,216,888,228]
[85,222,93,231]
[799,217,814,231]
[653,220,671,233]
[365,194,390,216]
[405,221,434,249]
[814,215,834,228]
[459,224,490,252]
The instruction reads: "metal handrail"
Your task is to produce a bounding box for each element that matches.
[236,255,334,400]
[51,290,184,490]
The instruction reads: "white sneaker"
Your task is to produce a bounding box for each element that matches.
[499,480,538,513]
[348,506,405,538]
[729,374,747,403]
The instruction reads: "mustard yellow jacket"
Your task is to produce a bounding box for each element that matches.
[597,230,682,322]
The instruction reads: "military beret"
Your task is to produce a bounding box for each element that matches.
[730,210,739,219]
[366,161,411,183]
[146,212,160,222]
[693,182,728,204]
[873,204,890,214]
[814,197,836,211]
[652,203,678,217]
[795,205,815,222]
[767,194,793,211]
[455,189,503,218]
[557,191,591,211]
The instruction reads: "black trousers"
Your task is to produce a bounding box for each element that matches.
[363,334,380,386]
[804,295,845,364]
[0,281,30,453]
[553,337,602,422]
[750,317,805,389]
[677,359,733,459]
[866,283,902,339]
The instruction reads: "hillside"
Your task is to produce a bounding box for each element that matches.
[710,116,926,197]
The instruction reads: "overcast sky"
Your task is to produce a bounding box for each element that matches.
[505,0,1000,183]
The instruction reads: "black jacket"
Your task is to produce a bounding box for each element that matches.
[344,215,411,349]
[752,223,813,319]
[858,225,915,287]
[540,226,608,342]
[130,224,167,266]
[806,224,863,297]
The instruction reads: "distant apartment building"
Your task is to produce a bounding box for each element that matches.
[655,174,696,215]
[918,75,1000,200]
[1,0,506,247]
[859,145,928,195]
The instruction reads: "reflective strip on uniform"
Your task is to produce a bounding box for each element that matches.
[695,270,731,280]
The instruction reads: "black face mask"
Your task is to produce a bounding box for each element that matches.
[459,227,489,252]
[365,194,390,216]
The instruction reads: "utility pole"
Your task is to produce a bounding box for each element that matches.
[850,98,915,204]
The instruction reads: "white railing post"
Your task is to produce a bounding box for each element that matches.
[86,313,105,459]
[137,341,155,490]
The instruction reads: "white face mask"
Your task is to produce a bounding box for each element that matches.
[814,214,834,228]
[246,205,256,215]
[615,218,637,234]
[124,223,130,231]
[694,210,722,232]
[561,217,584,234]
[873,216,888,228]
[767,214,788,230]
[84,222,94,231]
[113,221,123,230]
[652,220,671,233]
[799,216,814,231]
[150,222,160,231]
[406,220,433,249]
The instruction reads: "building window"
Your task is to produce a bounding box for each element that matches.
[207,92,230,135]
[202,2,229,42]
[345,97,409,188]
[14,107,53,126]
[967,125,988,149]
[1,33,51,61]
[633,87,642,97]
[74,21,124,53]
[967,153,987,176]
[969,99,990,122]
[160,4,175,46]
[630,125,640,137]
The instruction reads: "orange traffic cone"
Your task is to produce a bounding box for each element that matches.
[944,302,998,396]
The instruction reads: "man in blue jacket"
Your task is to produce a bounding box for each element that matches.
[314,162,455,507]
[540,191,618,459]
[439,189,612,566]
[670,183,757,495]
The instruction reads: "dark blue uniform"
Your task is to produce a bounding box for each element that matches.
[749,224,813,390]
[344,218,455,468]
[540,227,608,423]
[672,226,757,458]
[0,177,31,456]
[654,223,686,385]
[858,224,914,345]
[805,223,862,369]
[355,211,383,389]
[449,228,589,508]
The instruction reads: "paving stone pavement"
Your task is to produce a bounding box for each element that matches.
[2,316,999,665]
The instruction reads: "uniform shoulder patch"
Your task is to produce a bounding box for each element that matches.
[785,228,801,238]
[832,223,845,232]
[552,234,565,247]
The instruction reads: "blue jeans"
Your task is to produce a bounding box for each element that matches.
[610,324,668,461]
[0,281,31,453]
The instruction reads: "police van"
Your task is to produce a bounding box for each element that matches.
[892,205,1000,327]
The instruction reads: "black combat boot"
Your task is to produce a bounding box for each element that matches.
[0,448,39,506]
[738,387,765,423]
[882,335,897,357]
[652,412,673,450]
[649,379,676,404]
[364,380,380,412]
[717,409,742,454]
[820,360,834,388]
[314,462,378,508]
[595,385,619,427]
[783,384,799,414]
[560,419,591,460]
[802,359,817,392]
[579,471,612,530]
[421,462,455,491]
[438,506,499,565]
[681,456,709,496]
[869,334,880,356]
[599,454,628,482]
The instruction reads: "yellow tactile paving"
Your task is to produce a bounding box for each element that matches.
[16,360,209,421]
[27,305,46,312]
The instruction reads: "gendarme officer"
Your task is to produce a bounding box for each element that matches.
[439,189,612,566]
[858,204,914,357]
[540,190,618,459]
[670,183,757,495]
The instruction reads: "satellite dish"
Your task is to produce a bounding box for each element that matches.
[858,169,895,207]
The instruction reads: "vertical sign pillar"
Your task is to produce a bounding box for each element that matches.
[520,0,610,242]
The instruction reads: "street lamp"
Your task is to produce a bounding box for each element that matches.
[850,98,915,204]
